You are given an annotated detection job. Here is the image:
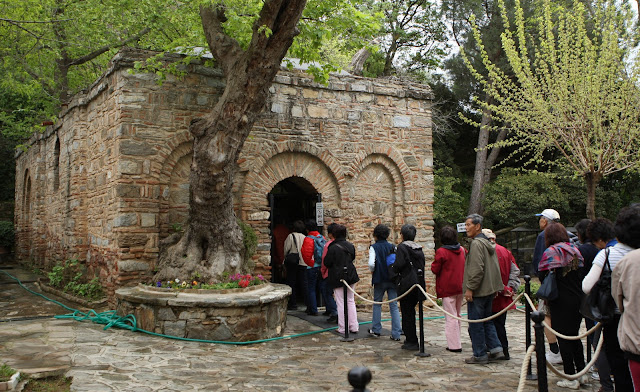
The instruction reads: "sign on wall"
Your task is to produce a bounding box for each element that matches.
[316,202,324,226]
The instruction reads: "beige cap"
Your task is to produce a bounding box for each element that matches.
[481,228,496,240]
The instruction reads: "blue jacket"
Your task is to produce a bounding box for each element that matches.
[371,240,394,285]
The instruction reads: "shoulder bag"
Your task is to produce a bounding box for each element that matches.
[284,234,301,267]
[537,270,558,302]
[580,249,616,322]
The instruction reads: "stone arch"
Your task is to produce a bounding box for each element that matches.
[349,153,406,246]
[156,130,193,184]
[158,140,193,239]
[349,145,412,186]
[240,150,343,216]
[240,140,346,187]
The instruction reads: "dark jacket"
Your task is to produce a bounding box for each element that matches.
[392,241,426,295]
[431,244,465,298]
[371,240,394,285]
[324,238,359,289]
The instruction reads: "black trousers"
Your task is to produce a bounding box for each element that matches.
[492,312,509,354]
[400,290,421,344]
[550,301,585,375]
[285,264,307,308]
[603,314,634,392]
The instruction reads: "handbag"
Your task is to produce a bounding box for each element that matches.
[537,270,558,301]
[580,249,616,322]
[392,245,420,296]
[284,234,301,267]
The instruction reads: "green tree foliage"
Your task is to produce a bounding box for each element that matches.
[463,0,640,219]
[360,0,448,77]
[434,167,469,227]
[482,168,570,228]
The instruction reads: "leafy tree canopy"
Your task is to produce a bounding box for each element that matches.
[462,0,640,219]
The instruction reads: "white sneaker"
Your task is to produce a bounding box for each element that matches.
[546,350,563,364]
[557,379,580,389]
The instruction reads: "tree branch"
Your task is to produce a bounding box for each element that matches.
[0,17,72,24]
[67,27,151,66]
[199,4,244,75]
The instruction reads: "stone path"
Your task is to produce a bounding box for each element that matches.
[1,265,602,391]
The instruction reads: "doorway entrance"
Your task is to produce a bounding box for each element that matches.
[268,176,320,308]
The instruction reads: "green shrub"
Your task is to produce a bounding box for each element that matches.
[238,219,257,262]
[517,280,540,307]
[47,258,103,300]
[0,363,16,382]
[0,221,14,249]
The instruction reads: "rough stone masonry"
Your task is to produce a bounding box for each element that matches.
[14,47,435,304]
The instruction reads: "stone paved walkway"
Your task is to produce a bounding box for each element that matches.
[1,265,602,391]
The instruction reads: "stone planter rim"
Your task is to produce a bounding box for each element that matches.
[0,371,20,391]
[140,282,268,294]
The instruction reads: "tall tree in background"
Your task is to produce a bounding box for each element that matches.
[360,0,448,77]
[463,0,640,219]
[442,0,518,215]
[0,0,181,108]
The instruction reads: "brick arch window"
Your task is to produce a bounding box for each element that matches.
[53,137,60,191]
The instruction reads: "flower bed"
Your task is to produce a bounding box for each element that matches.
[154,273,266,290]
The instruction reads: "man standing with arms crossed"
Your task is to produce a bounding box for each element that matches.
[463,214,505,364]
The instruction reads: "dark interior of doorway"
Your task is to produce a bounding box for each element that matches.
[268,176,321,307]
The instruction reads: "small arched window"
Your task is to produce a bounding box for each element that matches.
[53,138,60,191]
[23,169,31,223]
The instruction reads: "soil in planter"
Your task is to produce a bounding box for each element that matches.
[23,375,72,392]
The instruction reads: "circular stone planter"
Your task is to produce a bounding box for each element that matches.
[0,371,20,391]
[115,283,291,342]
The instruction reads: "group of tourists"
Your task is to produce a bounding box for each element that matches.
[530,206,640,391]
[276,204,640,392]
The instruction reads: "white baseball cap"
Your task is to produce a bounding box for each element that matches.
[536,209,560,221]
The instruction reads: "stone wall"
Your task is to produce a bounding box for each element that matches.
[14,48,435,302]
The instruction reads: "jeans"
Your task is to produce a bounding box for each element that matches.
[492,312,508,354]
[305,267,319,313]
[371,281,402,339]
[319,277,337,316]
[467,295,502,358]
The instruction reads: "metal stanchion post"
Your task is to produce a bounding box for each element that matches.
[533,310,548,392]
[415,270,430,358]
[524,275,537,380]
[341,268,354,342]
[348,366,372,392]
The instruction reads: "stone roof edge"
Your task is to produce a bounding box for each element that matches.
[16,47,433,158]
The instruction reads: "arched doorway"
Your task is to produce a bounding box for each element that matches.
[268,176,320,294]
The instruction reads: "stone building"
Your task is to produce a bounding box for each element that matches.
[14,48,435,301]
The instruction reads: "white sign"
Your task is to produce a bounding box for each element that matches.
[316,202,324,226]
[456,222,466,233]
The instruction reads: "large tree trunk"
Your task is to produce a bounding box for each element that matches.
[154,0,307,283]
[584,172,602,220]
[468,98,493,215]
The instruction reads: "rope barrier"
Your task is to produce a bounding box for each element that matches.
[520,292,602,340]
[5,267,611,390]
[545,327,605,381]
[517,345,536,392]
[339,279,522,324]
